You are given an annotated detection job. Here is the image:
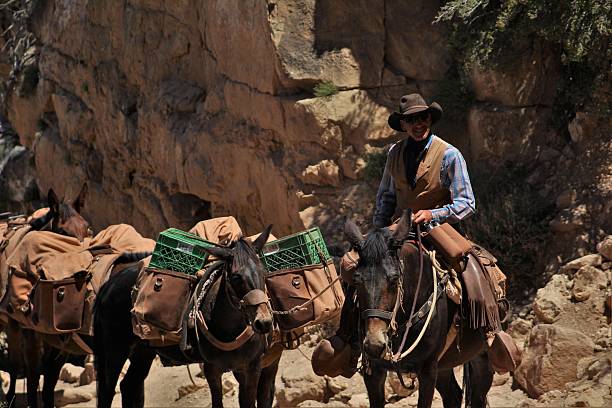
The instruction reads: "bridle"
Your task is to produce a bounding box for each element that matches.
[223,264,271,325]
[358,224,430,362]
[190,254,272,352]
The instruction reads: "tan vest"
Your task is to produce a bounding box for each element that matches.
[387,135,451,213]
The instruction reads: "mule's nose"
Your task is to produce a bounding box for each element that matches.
[253,318,273,334]
[363,334,387,358]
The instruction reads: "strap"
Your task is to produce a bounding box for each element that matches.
[361,309,393,321]
[195,310,255,351]
[71,333,94,355]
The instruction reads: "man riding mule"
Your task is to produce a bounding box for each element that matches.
[313,94,521,388]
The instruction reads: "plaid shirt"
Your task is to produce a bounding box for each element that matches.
[373,135,476,227]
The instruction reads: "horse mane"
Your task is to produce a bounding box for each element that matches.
[58,203,79,220]
[232,238,259,270]
[361,229,391,265]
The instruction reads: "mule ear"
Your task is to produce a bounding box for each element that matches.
[48,189,60,215]
[73,183,88,213]
[202,245,234,260]
[344,219,364,251]
[390,209,412,247]
[252,224,273,253]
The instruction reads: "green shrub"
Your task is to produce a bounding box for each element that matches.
[362,150,387,182]
[435,0,611,123]
[313,81,339,98]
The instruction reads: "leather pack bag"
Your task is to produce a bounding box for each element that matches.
[131,267,197,344]
[488,330,522,374]
[266,259,344,332]
[425,223,472,260]
[29,272,88,334]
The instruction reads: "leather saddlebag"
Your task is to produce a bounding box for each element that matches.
[266,260,344,331]
[30,273,88,334]
[425,223,472,260]
[131,268,197,344]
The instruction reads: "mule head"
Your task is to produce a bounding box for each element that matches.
[47,184,92,242]
[201,225,274,334]
[345,210,412,359]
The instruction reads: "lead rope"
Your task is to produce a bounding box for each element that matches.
[392,224,425,361]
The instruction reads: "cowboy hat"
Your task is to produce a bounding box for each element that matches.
[388,93,443,132]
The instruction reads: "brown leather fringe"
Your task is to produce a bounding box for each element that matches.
[463,253,502,332]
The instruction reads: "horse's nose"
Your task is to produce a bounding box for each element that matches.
[363,332,387,358]
[253,317,273,334]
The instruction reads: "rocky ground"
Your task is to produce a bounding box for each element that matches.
[2,237,611,407]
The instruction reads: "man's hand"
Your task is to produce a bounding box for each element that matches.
[413,210,433,224]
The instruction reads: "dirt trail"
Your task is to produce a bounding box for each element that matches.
[3,344,531,407]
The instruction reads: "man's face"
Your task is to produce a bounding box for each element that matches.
[400,112,432,141]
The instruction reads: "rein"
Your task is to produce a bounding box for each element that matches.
[392,224,425,361]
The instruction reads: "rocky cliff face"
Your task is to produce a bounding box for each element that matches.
[0,1,610,280]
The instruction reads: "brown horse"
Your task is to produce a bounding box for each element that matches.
[93,226,276,408]
[344,210,493,408]
[3,184,91,408]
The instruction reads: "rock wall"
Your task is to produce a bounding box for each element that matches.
[0,1,610,268]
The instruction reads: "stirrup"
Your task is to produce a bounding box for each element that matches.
[498,298,511,323]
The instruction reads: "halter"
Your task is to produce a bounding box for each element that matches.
[190,257,271,352]
[223,266,271,319]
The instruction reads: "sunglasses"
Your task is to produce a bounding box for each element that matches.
[401,112,430,124]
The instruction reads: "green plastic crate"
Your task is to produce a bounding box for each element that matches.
[149,228,215,275]
[260,227,331,272]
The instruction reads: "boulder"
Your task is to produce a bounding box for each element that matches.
[492,372,510,387]
[597,236,612,260]
[54,388,93,407]
[347,393,369,408]
[79,362,96,386]
[532,275,570,323]
[386,371,417,397]
[59,363,84,384]
[594,327,611,350]
[508,318,533,344]
[275,365,327,407]
[514,324,595,398]
[561,254,603,273]
[299,160,341,187]
[568,112,598,144]
[571,266,606,302]
[576,353,611,381]
[298,400,349,408]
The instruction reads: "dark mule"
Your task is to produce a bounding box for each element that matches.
[94,226,277,408]
[344,211,493,408]
[4,184,92,408]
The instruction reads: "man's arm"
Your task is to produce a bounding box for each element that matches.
[373,157,397,228]
[430,147,476,224]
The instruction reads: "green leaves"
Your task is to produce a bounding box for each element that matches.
[313,81,339,98]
